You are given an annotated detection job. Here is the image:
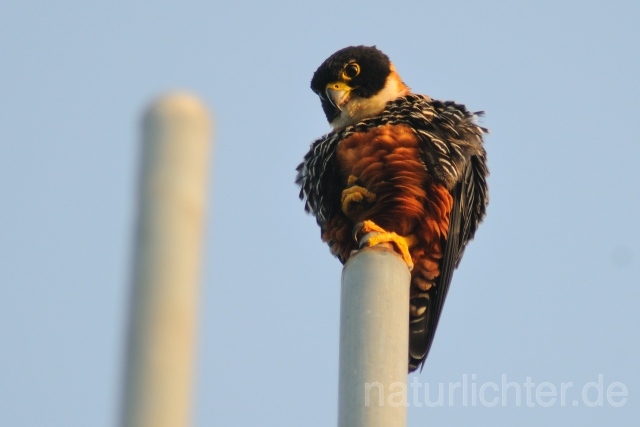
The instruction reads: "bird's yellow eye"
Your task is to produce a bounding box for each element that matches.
[342,63,360,80]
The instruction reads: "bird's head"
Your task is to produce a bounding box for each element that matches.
[310,45,410,130]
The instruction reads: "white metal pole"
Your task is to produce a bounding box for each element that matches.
[121,93,212,427]
[338,245,411,427]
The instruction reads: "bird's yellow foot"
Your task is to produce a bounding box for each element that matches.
[355,220,414,270]
[341,175,376,218]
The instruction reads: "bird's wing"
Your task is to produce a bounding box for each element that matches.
[413,101,489,369]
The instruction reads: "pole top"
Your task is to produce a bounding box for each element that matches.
[144,92,212,133]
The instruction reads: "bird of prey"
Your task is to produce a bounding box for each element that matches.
[296,45,488,371]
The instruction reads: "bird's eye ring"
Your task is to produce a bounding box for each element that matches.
[342,63,360,79]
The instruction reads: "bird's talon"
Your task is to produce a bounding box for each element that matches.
[341,177,376,217]
[356,220,414,270]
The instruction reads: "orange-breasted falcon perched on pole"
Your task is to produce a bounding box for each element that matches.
[296,45,489,372]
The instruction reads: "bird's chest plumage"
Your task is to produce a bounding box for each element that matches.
[336,124,420,182]
[334,124,431,235]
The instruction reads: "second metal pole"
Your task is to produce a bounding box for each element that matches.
[121,93,212,427]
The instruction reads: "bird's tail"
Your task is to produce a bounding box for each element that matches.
[408,292,430,372]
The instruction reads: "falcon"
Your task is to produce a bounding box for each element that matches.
[296,45,488,371]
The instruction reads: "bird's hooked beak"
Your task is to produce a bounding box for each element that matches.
[325,82,352,111]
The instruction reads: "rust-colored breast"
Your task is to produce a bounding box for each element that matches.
[334,124,453,291]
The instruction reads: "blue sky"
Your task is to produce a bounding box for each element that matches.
[1,1,638,426]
